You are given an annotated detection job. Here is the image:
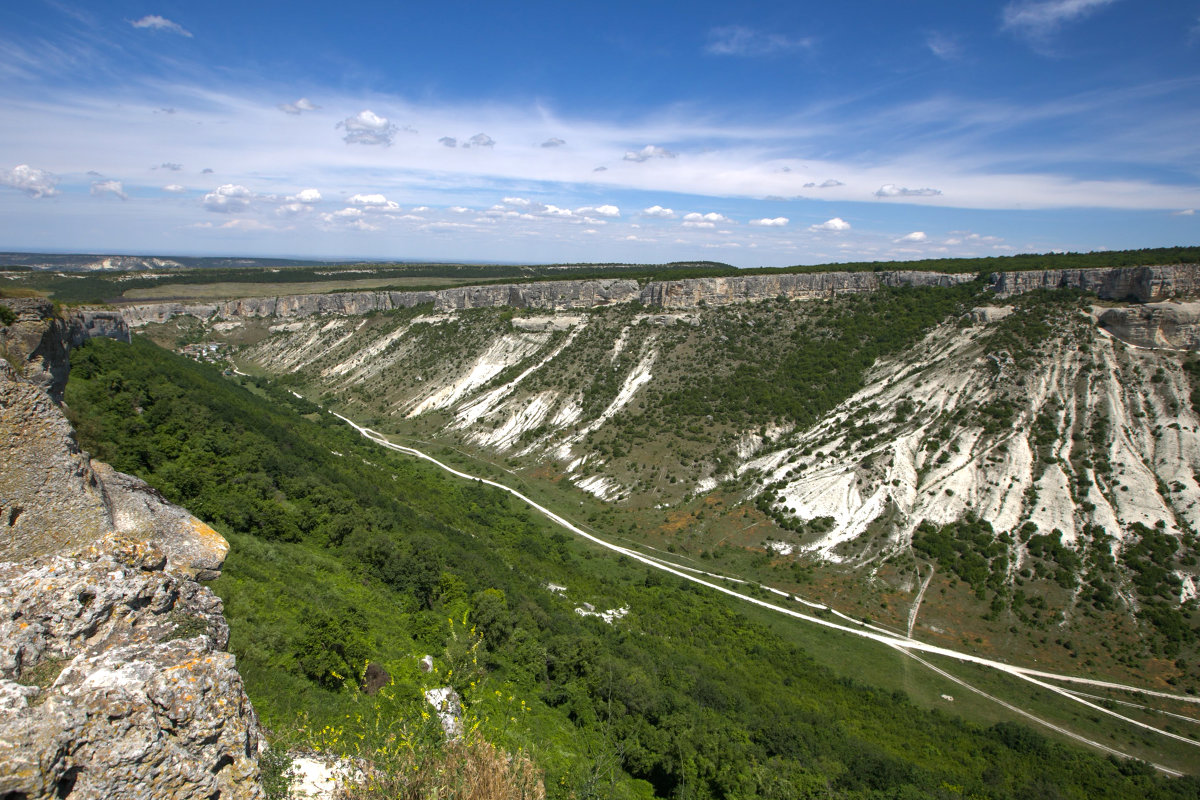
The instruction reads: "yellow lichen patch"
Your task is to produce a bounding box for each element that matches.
[189,517,229,556]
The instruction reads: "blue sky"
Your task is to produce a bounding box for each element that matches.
[1,0,1198,267]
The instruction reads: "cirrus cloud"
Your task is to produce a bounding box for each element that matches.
[130,15,192,37]
[875,184,942,198]
[279,97,318,115]
[624,145,675,162]
[90,180,127,200]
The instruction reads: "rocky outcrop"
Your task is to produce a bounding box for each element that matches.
[0,297,261,797]
[0,535,262,799]
[0,298,129,400]
[989,263,1200,301]
[0,302,225,576]
[1096,302,1200,350]
[637,270,975,308]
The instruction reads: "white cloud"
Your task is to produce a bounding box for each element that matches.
[584,204,620,218]
[162,184,186,193]
[1173,209,1195,216]
[898,231,928,242]
[683,212,731,223]
[0,164,58,198]
[811,217,851,231]
[750,217,789,227]
[291,188,322,204]
[642,205,676,218]
[348,193,394,207]
[875,184,942,198]
[926,32,962,60]
[218,219,272,231]
[439,137,458,147]
[624,145,675,162]
[705,26,813,57]
[802,179,844,189]
[541,137,566,148]
[202,183,253,213]
[277,203,310,216]
[338,110,398,146]
[466,133,495,148]
[90,180,127,200]
[322,207,365,222]
[502,197,532,208]
[682,221,715,229]
[1002,0,1118,37]
[279,97,318,115]
[129,15,192,37]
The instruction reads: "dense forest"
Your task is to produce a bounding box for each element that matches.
[64,337,1200,798]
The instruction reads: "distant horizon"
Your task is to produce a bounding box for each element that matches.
[2,1,1198,267]
[6,244,1200,274]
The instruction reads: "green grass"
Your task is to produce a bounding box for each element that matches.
[63,336,1200,798]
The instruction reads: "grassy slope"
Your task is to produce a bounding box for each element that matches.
[64,336,1200,797]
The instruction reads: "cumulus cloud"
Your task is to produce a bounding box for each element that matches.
[897,231,928,242]
[642,205,676,218]
[583,204,620,218]
[338,110,399,146]
[875,184,942,198]
[279,97,318,115]
[159,162,182,171]
[682,221,715,229]
[803,179,844,189]
[0,164,59,198]
[1002,0,1118,37]
[705,26,813,57]
[466,133,495,148]
[130,15,192,37]
[540,137,566,148]
[439,137,458,147]
[348,193,392,206]
[203,184,253,212]
[683,212,731,223]
[811,217,851,231]
[749,217,789,227]
[162,184,186,193]
[624,145,675,163]
[291,188,322,204]
[90,180,128,200]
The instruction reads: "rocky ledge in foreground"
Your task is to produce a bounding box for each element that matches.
[0,535,263,800]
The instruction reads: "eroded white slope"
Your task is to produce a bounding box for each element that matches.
[744,309,1200,564]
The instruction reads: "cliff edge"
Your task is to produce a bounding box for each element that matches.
[0,298,263,799]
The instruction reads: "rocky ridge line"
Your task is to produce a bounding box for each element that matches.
[117,263,1200,328]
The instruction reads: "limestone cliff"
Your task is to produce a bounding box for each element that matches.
[989,263,1200,301]
[0,298,262,798]
[1096,302,1200,350]
[117,264,1200,329]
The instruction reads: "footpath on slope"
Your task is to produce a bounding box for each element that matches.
[327,411,1199,775]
